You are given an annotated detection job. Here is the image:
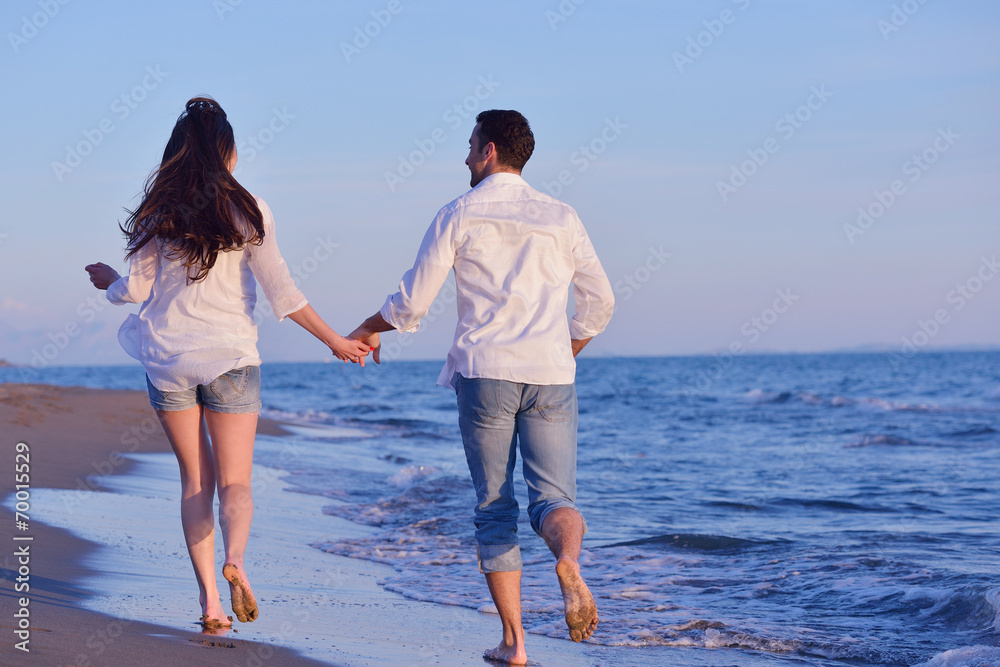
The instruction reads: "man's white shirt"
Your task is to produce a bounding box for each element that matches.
[380,172,614,390]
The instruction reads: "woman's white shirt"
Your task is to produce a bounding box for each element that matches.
[106,196,307,392]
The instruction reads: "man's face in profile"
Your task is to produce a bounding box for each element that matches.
[465,123,489,187]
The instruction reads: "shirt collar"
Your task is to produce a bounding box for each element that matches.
[475,171,526,189]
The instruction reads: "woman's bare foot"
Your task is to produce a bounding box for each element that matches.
[483,639,527,665]
[223,562,258,622]
[199,613,233,629]
[555,558,598,642]
[199,590,232,629]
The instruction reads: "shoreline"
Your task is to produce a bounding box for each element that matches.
[1,383,332,665]
[1,383,637,666]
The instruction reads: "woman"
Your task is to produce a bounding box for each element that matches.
[85,96,369,628]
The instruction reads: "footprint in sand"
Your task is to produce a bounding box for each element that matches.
[223,563,259,623]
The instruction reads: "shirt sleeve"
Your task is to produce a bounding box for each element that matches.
[246,197,309,321]
[106,239,157,305]
[380,207,457,333]
[569,217,615,340]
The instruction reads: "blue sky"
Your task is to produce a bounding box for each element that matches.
[1,0,997,368]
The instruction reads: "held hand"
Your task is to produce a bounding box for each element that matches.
[85,262,121,290]
[348,326,381,365]
[329,334,372,367]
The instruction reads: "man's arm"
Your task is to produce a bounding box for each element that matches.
[569,220,615,349]
[350,207,457,364]
[349,312,396,364]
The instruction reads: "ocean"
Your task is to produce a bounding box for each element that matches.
[4,351,1000,667]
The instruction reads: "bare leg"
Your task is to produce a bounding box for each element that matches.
[205,409,259,622]
[482,570,527,665]
[154,407,230,627]
[541,507,598,642]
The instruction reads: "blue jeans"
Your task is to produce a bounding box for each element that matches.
[146,366,262,413]
[455,374,586,573]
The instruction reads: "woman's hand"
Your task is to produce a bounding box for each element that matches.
[328,333,373,367]
[85,262,121,290]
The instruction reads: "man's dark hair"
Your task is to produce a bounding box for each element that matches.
[475,110,534,170]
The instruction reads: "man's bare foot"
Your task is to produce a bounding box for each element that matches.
[223,562,258,622]
[555,558,598,642]
[483,639,527,665]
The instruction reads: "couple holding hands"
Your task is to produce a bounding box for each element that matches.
[86,96,614,664]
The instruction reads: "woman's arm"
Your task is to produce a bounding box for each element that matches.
[86,240,157,303]
[287,304,372,365]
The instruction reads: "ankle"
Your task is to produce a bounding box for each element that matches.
[502,622,525,643]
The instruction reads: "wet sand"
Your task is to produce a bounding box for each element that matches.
[1,384,649,666]
[0,383,330,666]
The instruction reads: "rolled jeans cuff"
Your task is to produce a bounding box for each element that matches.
[477,543,522,574]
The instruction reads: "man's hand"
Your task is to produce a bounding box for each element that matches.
[85,262,121,290]
[349,327,381,364]
[349,312,395,365]
[571,337,593,358]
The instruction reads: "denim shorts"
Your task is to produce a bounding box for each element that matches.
[454,373,585,574]
[146,366,262,414]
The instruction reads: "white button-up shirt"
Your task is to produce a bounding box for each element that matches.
[106,196,308,392]
[380,172,614,390]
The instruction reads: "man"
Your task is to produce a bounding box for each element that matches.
[350,109,614,664]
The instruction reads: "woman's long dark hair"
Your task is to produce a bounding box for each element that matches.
[121,96,264,282]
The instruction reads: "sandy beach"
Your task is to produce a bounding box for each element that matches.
[0,384,334,666]
[0,384,644,666]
